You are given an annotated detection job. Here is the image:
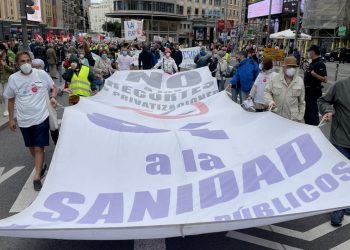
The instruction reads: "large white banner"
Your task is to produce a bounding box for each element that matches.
[0,68,349,240]
[27,0,42,22]
[124,20,143,40]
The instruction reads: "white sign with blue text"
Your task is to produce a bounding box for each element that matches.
[0,68,349,240]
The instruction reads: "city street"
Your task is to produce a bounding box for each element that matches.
[0,62,349,249]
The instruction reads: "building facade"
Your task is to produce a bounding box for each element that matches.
[0,0,21,40]
[89,0,117,33]
[106,0,243,45]
[62,0,77,32]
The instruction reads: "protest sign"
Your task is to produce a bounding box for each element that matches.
[0,68,349,240]
[180,47,200,69]
[124,20,144,40]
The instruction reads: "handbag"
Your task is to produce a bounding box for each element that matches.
[45,92,59,131]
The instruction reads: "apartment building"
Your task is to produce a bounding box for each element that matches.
[106,0,243,45]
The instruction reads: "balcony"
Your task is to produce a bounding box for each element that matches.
[106,0,186,20]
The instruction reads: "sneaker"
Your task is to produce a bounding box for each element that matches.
[344,208,350,215]
[3,110,9,116]
[33,180,42,191]
[331,210,344,227]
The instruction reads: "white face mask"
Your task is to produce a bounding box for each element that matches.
[259,64,263,70]
[285,67,297,77]
[20,63,32,74]
[165,53,171,57]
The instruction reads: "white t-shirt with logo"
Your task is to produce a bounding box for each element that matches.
[4,69,54,128]
[117,54,133,71]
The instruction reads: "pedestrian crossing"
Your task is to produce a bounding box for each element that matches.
[3,167,350,250]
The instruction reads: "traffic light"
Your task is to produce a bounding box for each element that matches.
[290,17,297,31]
[25,0,35,15]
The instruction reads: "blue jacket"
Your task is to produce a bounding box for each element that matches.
[230,58,260,92]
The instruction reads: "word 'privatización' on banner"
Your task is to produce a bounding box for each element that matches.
[0,68,349,240]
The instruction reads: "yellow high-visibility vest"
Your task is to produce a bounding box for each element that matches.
[69,65,91,97]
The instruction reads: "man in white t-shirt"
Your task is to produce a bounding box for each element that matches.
[4,51,58,191]
[116,47,133,71]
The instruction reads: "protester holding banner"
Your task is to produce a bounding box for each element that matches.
[63,54,96,105]
[248,58,275,112]
[4,51,58,191]
[153,48,178,75]
[265,57,305,122]
[215,50,229,91]
[318,77,350,227]
[230,51,260,104]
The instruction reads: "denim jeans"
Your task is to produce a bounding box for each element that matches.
[331,144,350,225]
[231,87,249,104]
[334,145,350,159]
[217,79,226,92]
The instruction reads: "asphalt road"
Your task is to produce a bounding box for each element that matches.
[0,63,349,250]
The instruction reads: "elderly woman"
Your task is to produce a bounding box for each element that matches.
[265,56,305,122]
[94,49,115,90]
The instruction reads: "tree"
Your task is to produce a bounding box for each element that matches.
[102,21,121,37]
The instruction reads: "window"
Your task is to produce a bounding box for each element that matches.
[202,0,206,4]
[195,8,199,15]
[179,6,184,14]
[187,6,191,14]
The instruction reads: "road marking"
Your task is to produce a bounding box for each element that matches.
[226,231,302,250]
[10,169,41,213]
[0,166,25,184]
[259,216,350,241]
[330,239,350,250]
[134,239,166,250]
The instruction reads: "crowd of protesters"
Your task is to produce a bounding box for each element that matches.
[0,37,349,228]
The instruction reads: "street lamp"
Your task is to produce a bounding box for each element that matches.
[266,0,273,46]
[294,0,301,49]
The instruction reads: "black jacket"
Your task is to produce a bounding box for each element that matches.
[171,50,183,66]
[138,50,153,69]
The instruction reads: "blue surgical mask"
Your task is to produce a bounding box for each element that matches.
[122,51,127,56]
[101,54,107,59]
[200,51,206,56]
